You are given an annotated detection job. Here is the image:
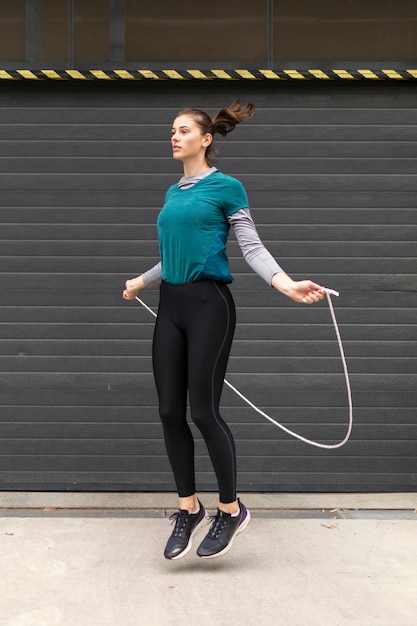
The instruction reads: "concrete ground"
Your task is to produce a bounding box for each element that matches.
[1,493,416,626]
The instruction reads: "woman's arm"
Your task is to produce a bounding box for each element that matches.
[122,262,162,300]
[270,271,324,304]
[229,209,324,304]
[229,209,283,285]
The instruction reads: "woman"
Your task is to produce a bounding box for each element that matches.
[123,101,324,560]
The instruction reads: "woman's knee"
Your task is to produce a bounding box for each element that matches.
[190,408,208,433]
[190,403,220,436]
[159,403,186,431]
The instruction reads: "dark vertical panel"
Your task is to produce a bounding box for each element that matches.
[67,0,73,67]
[109,0,124,63]
[25,0,40,62]
[267,0,274,69]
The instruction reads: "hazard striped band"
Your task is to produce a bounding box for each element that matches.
[0,68,416,81]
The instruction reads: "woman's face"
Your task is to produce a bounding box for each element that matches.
[171,114,212,162]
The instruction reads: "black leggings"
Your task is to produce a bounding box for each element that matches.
[152,280,237,503]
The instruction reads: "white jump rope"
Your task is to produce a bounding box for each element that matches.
[135,288,353,449]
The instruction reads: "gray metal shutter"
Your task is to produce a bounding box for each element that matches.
[0,80,416,492]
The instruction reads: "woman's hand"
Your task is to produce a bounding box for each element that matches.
[123,276,145,301]
[271,272,325,304]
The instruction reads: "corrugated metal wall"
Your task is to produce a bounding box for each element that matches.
[0,80,416,492]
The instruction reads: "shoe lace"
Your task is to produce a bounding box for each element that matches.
[206,511,228,539]
[169,510,190,538]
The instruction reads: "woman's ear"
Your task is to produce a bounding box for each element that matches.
[202,133,213,147]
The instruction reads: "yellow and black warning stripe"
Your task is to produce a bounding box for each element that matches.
[1,68,416,81]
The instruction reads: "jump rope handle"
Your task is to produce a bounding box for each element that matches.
[303,287,339,303]
[324,288,340,297]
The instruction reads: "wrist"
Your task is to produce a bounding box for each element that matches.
[271,271,295,295]
[127,276,145,292]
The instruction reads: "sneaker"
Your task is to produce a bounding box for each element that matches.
[164,502,207,560]
[197,499,250,559]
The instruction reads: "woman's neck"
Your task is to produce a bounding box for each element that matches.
[182,158,210,179]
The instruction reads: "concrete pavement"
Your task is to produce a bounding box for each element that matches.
[1,493,416,626]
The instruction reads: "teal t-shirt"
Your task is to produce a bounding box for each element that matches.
[157,171,249,284]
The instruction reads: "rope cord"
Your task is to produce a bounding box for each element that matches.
[135,288,353,449]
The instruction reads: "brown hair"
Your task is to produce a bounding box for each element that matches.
[176,100,255,166]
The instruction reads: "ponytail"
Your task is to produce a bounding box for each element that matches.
[176,100,255,166]
[211,100,255,137]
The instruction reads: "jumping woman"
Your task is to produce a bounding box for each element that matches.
[123,101,325,560]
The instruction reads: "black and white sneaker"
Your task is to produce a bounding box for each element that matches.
[197,499,250,559]
[164,502,207,560]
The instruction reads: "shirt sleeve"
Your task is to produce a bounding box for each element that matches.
[228,208,283,285]
[221,177,250,217]
[141,261,162,287]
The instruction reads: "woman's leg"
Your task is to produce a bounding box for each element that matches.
[153,283,207,560]
[185,281,238,505]
[152,284,196,499]
[188,285,251,560]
